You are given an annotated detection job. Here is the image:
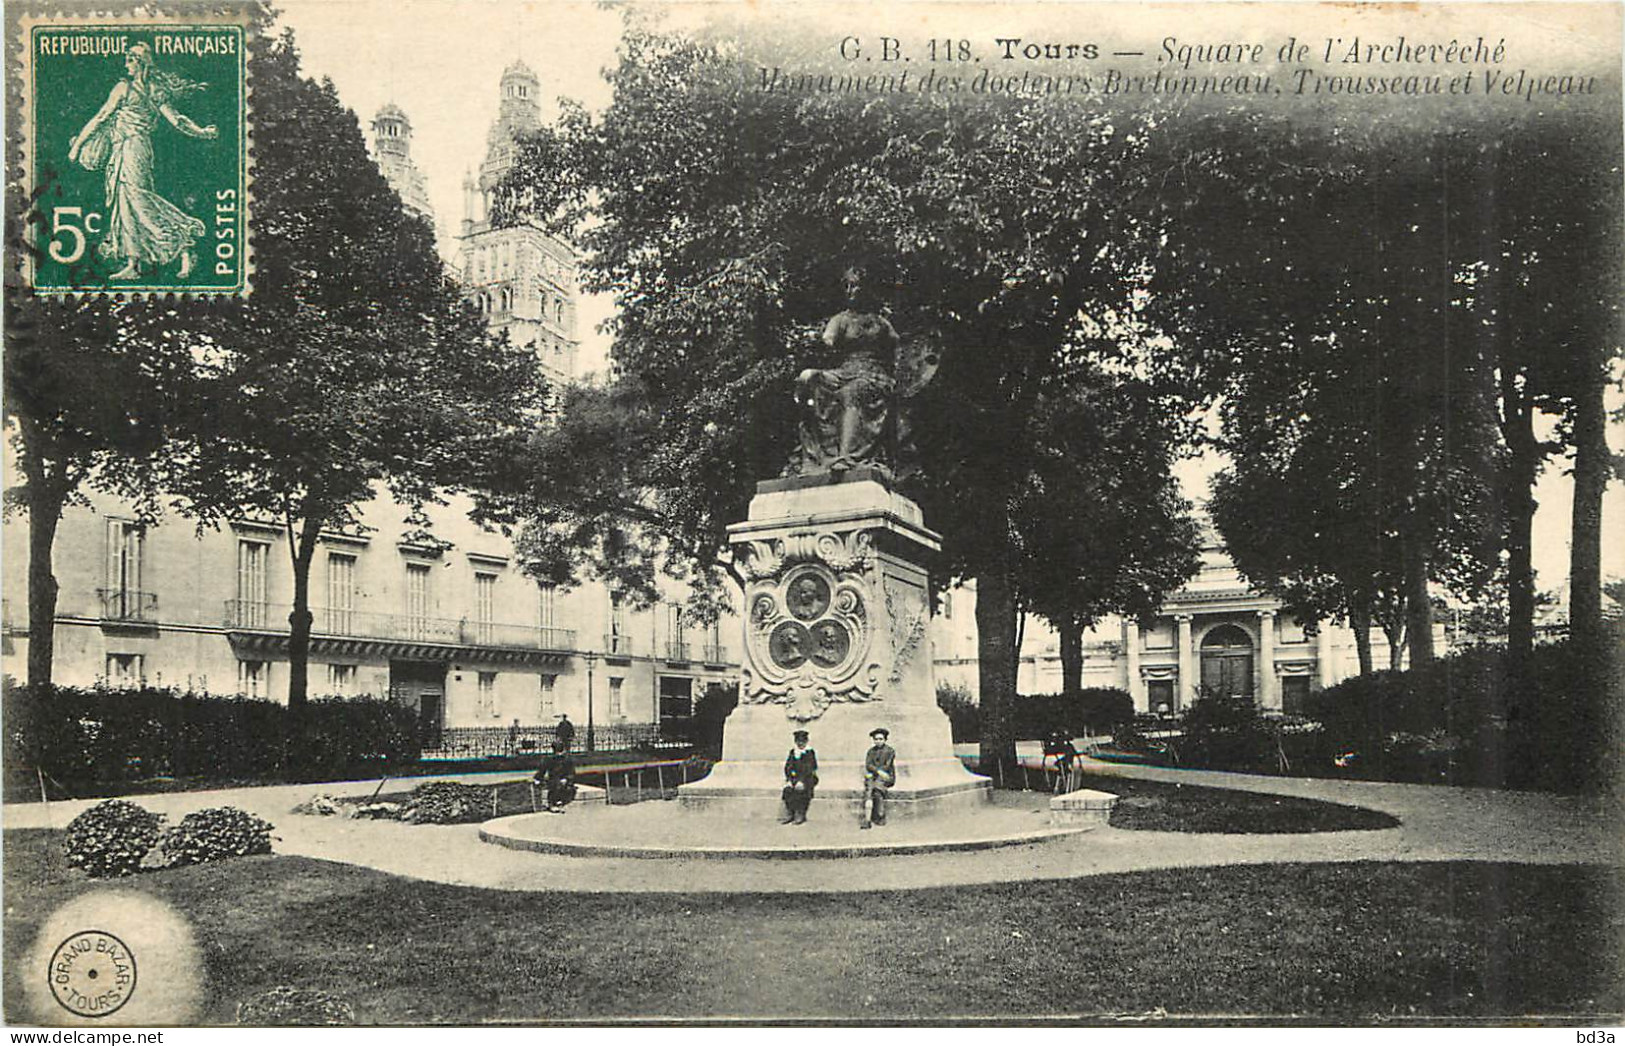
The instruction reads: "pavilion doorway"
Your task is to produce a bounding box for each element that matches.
[1200,624,1255,700]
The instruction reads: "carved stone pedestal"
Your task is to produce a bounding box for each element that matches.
[679,467,992,820]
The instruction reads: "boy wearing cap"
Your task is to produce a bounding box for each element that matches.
[781,729,819,825]
[860,727,896,828]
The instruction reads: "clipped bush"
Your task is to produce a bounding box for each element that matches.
[936,682,978,742]
[690,681,739,759]
[936,685,1137,743]
[160,806,274,867]
[237,987,355,1026]
[1304,634,1622,791]
[3,683,422,798]
[400,781,493,824]
[1180,689,1272,770]
[64,799,165,878]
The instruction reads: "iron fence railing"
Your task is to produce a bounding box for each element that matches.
[702,644,728,664]
[422,721,690,759]
[663,641,691,662]
[603,632,635,656]
[97,588,159,622]
[222,600,575,651]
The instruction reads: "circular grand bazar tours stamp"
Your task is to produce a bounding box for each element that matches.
[47,930,137,1018]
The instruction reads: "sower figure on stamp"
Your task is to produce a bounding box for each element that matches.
[860,727,896,829]
[534,740,577,813]
[67,41,217,280]
[780,729,818,825]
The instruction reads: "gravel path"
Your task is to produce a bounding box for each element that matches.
[5,759,1617,894]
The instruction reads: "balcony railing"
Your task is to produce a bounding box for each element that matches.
[702,644,727,664]
[603,632,635,656]
[98,588,159,622]
[223,600,576,651]
[664,641,691,662]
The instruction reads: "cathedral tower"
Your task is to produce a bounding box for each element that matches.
[457,60,579,385]
[369,103,433,225]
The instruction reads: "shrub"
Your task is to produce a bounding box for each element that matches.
[1180,689,1272,770]
[160,806,274,867]
[934,684,1135,743]
[64,799,165,878]
[936,682,978,742]
[1303,633,1621,791]
[237,987,355,1026]
[1075,688,1136,732]
[400,781,494,824]
[690,681,739,759]
[3,683,422,797]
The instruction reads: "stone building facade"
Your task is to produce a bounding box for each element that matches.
[1,68,738,750]
[933,539,1403,715]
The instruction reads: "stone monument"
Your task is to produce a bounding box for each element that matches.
[679,295,992,820]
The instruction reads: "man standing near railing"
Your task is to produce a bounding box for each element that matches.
[556,713,576,753]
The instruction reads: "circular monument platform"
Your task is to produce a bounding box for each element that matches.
[479,792,1093,859]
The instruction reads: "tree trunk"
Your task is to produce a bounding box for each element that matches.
[1569,348,1608,663]
[1383,621,1404,674]
[1350,606,1374,677]
[1403,536,1435,666]
[1500,371,1539,677]
[24,477,67,691]
[1058,619,1084,698]
[18,421,71,691]
[286,513,324,714]
[975,569,1019,776]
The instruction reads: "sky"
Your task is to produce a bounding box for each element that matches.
[275,0,1623,592]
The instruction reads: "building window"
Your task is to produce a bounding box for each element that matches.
[326,552,356,634]
[537,582,556,628]
[607,593,627,654]
[706,616,725,662]
[474,572,497,645]
[327,663,357,696]
[665,603,687,660]
[539,673,556,719]
[106,653,144,689]
[104,520,147,620]
[608,676,624,718]
[478,671,499,717]
[234,539,269,628]
[405,562,432,639]
[1282,676,1311,715]
[238,659,270,698]
[941,591,953,619]
[1147,679,1177,715]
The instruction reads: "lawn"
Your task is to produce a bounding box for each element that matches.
[5,829,1618,1023]
[1091,775,1400,834]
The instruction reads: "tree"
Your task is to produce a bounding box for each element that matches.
[493,22,1202,767]
[1013,371,1202,697]
[157,32,546,724]
[2,298,188,687]
[1453,114,1624,680]
[1153,111,1504,674]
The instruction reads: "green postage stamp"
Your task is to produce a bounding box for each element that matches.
[19,10,252,295]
